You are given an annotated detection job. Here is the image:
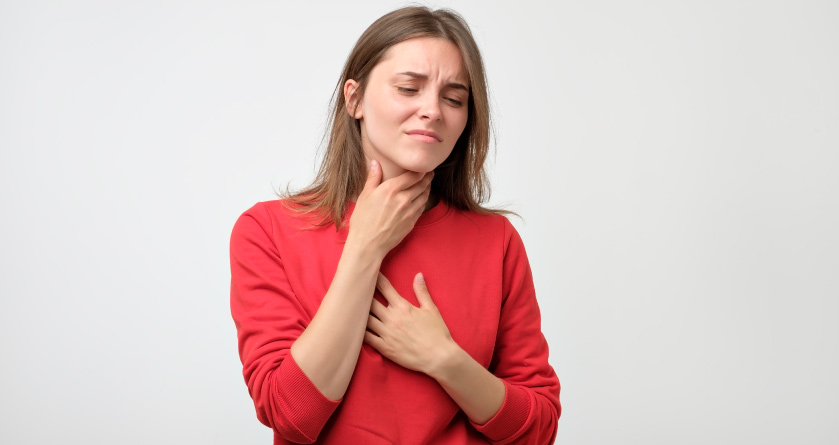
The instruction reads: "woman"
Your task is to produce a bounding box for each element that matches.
[230,6,560,444]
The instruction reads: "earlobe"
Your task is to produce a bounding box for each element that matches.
[343,79,363,119]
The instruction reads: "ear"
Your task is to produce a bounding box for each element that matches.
[343,79,363,119]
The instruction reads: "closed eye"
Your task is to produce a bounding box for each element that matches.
[396,87,418,93]
[445,97,464,107]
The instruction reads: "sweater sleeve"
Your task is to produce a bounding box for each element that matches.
[471,218,561,444]
[229,203,341,443]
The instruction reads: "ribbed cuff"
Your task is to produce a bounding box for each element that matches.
[272,354,342,442]
[472,381,532,442]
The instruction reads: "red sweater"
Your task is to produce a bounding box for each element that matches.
[230,199,560,444]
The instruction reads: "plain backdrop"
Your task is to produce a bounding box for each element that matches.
[1,0,837,444]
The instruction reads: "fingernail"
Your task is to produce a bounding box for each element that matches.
[370,159,377,170]
[416,272,425,284]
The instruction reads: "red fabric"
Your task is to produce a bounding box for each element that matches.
[230,199,560,444]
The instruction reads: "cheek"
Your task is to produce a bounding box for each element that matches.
[449,110,469,139]
[363,95,410,135]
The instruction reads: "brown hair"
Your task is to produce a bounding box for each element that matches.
[285,6,504,226]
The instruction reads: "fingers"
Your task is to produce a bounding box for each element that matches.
[387,169,427,191]
[361,159,383,196]
[370,298,387,319]
[377,272,436,310]
[411,179,433,209]
[367,313,385,333]
[413,273,436,309]
[405,171,434,201]
[361,162,432,209]
[403,172,434,218]
[376,273,405,308]
[363,331,385,351]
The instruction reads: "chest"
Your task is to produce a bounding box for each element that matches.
[279,225,505,366]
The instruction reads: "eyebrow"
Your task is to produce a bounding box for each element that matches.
[396,71,469,92]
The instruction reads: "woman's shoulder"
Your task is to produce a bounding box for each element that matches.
[450,203,515,224]
[232,199,322,235]
[235,199,285,222]
[447,206,520,240]
[238,198,315,219]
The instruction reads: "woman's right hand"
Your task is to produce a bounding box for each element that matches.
[347,159,433,259]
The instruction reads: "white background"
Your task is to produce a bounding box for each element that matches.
[1,0,837,443]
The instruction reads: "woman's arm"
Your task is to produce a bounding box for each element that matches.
[469,220,560,443]
[290,161,433,400]
[364,220,560,444]
[231,160,434,442]
[428,336,507,425]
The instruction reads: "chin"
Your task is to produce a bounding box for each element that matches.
[398,160,443,174]
[405,165,436,174]
[396,153,450,174]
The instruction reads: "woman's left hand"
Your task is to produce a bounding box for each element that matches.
[364,272,458,375]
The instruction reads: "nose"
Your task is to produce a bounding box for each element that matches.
[418,91,442,121]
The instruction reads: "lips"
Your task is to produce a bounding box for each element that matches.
[406,129,442,142]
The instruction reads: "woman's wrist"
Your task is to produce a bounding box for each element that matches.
[424,339,466,382]
[343,233,387,266]
[424,340,506,425]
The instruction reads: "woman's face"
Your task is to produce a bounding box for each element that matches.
[345,37,470,180]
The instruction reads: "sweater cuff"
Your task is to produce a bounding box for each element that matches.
[471,380,531,442]
[272,354,342,442]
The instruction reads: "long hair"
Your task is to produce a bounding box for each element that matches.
[286,6,503,226]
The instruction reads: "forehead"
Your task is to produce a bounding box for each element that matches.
[375,37,469,85]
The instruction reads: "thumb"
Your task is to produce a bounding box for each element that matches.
[413,273,436,309]
[362,159,382,194]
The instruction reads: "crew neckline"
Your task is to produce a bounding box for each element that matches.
[415,198,449,227]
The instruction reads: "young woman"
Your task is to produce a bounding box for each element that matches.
[230,6,560,444]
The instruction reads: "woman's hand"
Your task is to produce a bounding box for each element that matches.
[364,272,458,375]
[365,272,507,425]
[347,160,433,260]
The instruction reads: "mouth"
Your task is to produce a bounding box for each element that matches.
[406,129,442,142]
